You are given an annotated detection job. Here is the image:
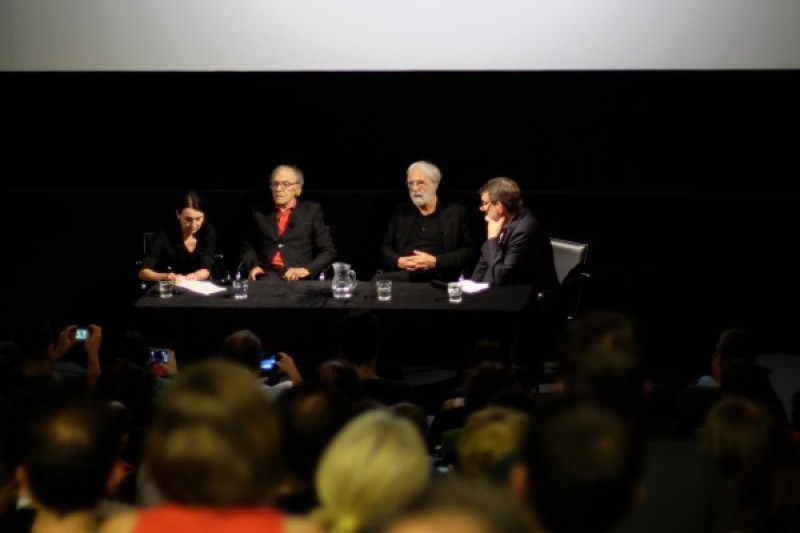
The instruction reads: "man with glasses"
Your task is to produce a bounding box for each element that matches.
[376,160,477,282]
[242,165,337,281]
[471,177,557,289]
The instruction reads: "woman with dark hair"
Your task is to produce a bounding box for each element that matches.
[138,191,217,284]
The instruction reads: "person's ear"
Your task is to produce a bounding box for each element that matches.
[15,464,32,500]
[509,461,529,501]
[107,459,134,494]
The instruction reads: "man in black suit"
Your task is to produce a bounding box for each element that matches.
[471,177,558,291]
[243,165,337,281]
[377,160,477,282]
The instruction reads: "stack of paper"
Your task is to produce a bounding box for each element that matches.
[460,280,490,294]
[177,280,228,296]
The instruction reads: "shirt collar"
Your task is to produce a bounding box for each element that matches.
[276,198,298,212]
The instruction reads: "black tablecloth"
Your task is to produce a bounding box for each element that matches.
[129,280,536,370]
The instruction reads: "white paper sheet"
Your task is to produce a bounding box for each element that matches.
[176,280,228,296]
[459,280,490,294]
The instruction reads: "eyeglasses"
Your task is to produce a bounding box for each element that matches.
[406,180,428,189]
[480,200,494,208]
[270,181,299,190]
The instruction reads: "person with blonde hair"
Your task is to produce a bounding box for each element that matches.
[311,409,431,533]
[101,359,319,533]
[456,406,531,480]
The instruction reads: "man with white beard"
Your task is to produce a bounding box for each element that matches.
[376,161,477,282]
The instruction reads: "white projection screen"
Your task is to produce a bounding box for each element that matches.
[1,0,799,71]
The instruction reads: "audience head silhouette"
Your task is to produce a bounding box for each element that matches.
[145,359,282,506]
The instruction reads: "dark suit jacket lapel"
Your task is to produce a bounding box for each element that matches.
[265,206,279,239]
[499,215,519,247]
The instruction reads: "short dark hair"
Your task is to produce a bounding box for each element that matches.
[275,383,362,484]
[22,390,120,514]
[217,329,263,372]
[13,315,53,363]
[479,177,523,215]
[716,328,756,364]
[559,310,645,416]
[520,396,643,532]
[146,360,282,505]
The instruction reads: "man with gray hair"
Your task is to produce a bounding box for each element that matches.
[242,164,337,281]
[376,161,477,282]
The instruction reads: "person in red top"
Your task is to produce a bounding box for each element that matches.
[100,359,320,533]
[242,165,337,281]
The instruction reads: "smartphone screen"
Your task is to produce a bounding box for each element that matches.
[260,354,277,371]
[149,348,169,364]
[74,328,89,341]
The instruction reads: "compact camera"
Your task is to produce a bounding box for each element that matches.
[148,348,170,365]
[74,327,90,341]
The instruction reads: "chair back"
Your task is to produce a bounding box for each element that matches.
[551,238,589,285]
[518,237,591,392]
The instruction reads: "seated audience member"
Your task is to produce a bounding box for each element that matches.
[101,359,319,533]
[701,396,800,533]
[335,309,421,408]
[427,360,521,453]
[696,328,757,388]
[273,383,364,514]
[311,409,431,533]
[557,310,734,533]
[216,329,303,400]
[12,316,102,393]
[470,177,558,290]
[438,339,512,409]
[390,402,429,444]
[5,388,123,533]
[139,191,217,284]
[377,477,531,533]
[680,327,787,435]
[510,396,644,533]
[455,406,531,482]
[242,165,337,281]
[0,317,99,523]
[376,160,477,282]
[310,358,368,405]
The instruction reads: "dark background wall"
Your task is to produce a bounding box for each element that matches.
[2,70,799,386]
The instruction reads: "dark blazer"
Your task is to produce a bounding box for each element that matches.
[242,200,337,279]
[471,207,558,291]
[141,223,217,275]
[378,200,477,280]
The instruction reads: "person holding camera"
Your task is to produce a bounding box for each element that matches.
[216,329,303,400]
[10,317,102,395]
[138,191,217,284]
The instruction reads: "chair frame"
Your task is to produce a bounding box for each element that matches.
[524,238,591,391]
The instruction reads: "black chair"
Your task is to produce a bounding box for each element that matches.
[522,238,591,391]
[546,238,590,321]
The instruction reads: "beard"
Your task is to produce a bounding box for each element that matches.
[409,190,433,208]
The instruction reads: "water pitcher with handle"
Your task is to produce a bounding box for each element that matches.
[331,262,357,299]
